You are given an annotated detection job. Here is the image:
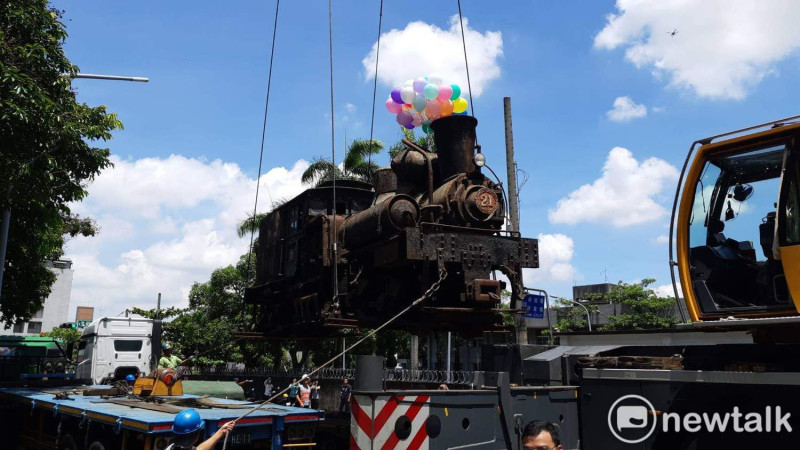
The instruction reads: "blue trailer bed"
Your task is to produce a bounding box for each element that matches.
[0,385,322,449]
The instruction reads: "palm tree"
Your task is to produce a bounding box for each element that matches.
[302,138,384,186]
[237,212,268,239]
[388,127,432,159]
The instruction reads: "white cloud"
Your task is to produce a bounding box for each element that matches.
[344,103,357,112]
[653,234,669,244]
[607,96,647,122]
[66,155,309,315]
[654,283,683,298]
[521,233,579,284]
[594,0,800,99]
[362,15,503,96]
[549,147,679,227]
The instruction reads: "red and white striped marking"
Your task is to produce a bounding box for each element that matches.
[350,394,431,450]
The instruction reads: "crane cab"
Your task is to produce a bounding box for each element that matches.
[675,119,800,321]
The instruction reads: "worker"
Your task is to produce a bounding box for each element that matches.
[167,408,234,450]
[288,378,299,407]
[159,342,183,369]
[297,374,311,408]
[310,380,320,409]
[339,378,352,413]
[521,420,563,450]
[264,377,273,399]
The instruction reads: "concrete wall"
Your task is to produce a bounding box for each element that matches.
[2,260,72,335]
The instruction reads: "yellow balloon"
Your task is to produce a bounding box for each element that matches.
[453,98,468,114]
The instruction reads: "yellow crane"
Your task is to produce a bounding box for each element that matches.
[672,115,800,322]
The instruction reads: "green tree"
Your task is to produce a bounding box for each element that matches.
[388,127,432,159]
[0,2,121,324]
[600,279,680,330]
[552,301,591,333]
[302,138,383,186]
[237,212,268,239]
[45,325,80,359]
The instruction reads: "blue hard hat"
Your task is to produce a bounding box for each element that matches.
[162,342,172,350]
[125,374,136,382]
[173,409,204,435]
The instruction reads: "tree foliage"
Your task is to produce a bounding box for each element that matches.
[388,127,433,160]
[600,278,680,330]
[301,138,383,186]
[0,1,121,324]
[553,279,679,333]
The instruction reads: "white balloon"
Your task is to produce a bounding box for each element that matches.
[428,73,443,86]
[400,86,416,104]
[403,79,414,87]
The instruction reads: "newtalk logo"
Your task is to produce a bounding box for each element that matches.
[608,394,792,444]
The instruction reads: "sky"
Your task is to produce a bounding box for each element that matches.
[53,0,800,318]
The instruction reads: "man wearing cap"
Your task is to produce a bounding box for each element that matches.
[297,374,311,408]
[167,409,234,450]
[159,342,183,369]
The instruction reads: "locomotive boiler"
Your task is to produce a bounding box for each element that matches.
[244,115,539,337]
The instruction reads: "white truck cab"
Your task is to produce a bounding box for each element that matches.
[75,317,161,384]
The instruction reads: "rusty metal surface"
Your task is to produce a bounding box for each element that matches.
[340,194,419,249]
[431,115,479,179]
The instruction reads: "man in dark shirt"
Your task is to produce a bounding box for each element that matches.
[339,378,352,413]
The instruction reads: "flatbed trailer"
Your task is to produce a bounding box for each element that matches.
[0,384,323,449]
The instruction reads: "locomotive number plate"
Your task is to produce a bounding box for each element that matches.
[475,188,499,214]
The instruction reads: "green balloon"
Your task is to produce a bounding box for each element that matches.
[450,84,461,101]
[422,123,431,134]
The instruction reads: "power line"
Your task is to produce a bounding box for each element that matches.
[328,0,339,306]
[367,0,384,168]
[242,0,281,323]
[456,0,475,117]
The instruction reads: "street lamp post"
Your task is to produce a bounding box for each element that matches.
[553,296,593,332]
[73,73,149,82]
[0,72,147,301]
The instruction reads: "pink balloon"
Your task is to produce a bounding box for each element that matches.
[425,100,440,117]
[438,85,453,102]
[386,98,402,114]
[412,113,423,127]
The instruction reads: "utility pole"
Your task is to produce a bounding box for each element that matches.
[156,293,161,320]
[504,97,520,233]
[504,97,527,345]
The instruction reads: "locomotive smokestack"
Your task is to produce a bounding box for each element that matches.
[430,115,478,181]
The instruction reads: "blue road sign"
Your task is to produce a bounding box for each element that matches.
[522,294,546,319]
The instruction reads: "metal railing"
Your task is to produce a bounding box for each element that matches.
[192,365,474,385]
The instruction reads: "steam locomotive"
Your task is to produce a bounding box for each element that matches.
[244,116,539,336]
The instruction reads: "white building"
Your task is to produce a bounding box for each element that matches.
[3,260,73,335]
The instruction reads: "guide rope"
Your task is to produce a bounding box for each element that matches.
[221,269,447,450]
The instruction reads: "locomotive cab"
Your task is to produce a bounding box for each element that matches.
[675,120,800,321]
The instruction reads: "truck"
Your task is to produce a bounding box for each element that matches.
[345,115,800,449]
[74,317,161,384]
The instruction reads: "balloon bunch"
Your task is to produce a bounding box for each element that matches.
[385,74,470,133]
